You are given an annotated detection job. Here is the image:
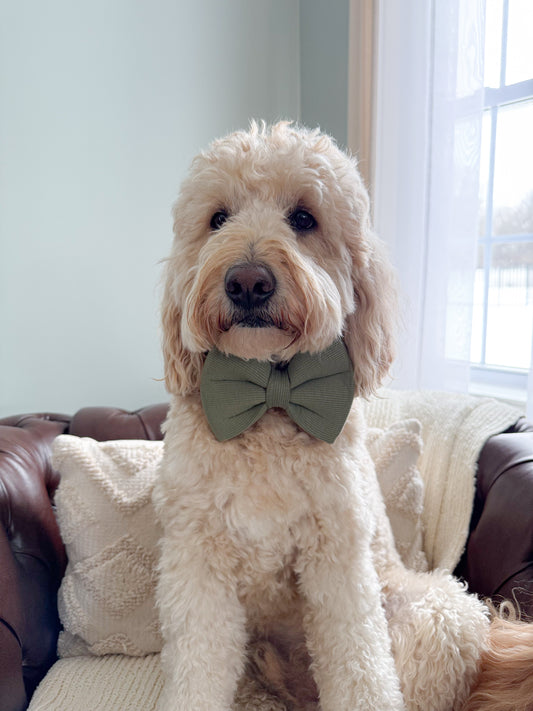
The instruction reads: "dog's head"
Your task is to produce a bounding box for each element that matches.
[162,121,396,397]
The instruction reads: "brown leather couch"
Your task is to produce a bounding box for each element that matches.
[0,403,532,711]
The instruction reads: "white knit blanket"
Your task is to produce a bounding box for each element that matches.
[364,389,522,572]
[28,655,163,711]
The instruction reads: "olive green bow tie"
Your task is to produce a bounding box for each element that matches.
[200,339,355,443]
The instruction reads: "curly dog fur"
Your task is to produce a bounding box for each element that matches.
[154,122,531,711]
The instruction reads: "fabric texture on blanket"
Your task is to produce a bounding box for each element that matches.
[364,389,521,572]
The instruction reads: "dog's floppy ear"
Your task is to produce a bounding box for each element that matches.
[161,262,204,396]
[343,225,397,398]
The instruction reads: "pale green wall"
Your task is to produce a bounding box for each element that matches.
[300,0,350,148]
[0,0,351,416]
[0,0,300,415]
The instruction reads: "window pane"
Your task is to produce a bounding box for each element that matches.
[478,110,492,236]
[484,0,503,88]
[492,99,533,236]
[471,244,486,364]
[456,0,485,98]
[484,241,533,368]
[505,0,533,85]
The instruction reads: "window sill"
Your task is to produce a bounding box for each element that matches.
[469,365,528,413]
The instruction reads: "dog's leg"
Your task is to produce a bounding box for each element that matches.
[296,520,406,711]
[156,535,247,711]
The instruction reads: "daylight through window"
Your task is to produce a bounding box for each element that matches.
[471,0,533,393]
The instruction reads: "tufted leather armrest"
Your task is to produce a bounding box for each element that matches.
[0,414,70,711]
[454,419,533,618]
[68,403,169,442]
[0,405,168,711]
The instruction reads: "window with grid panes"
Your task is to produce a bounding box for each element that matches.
[470,0,533,403]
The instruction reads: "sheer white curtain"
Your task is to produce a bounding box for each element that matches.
[421,0,487,393]
[352,0,487,392]
[529,343,533,418]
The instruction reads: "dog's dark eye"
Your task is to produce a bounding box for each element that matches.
[288,209,317,233]
[210,210,228,230]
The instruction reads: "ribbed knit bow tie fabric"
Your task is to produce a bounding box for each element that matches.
[200,339,355,443]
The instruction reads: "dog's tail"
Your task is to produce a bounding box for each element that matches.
[463,607,533,711]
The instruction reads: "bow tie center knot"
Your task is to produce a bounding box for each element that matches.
[265,366,291,410]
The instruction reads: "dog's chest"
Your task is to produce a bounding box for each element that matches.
[220,450,318,613]
[220,447,314,550]
[163,400,363,566]
[208,414,347,550]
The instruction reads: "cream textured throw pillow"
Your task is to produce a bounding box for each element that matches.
[52,436,164,657]
[367,419,428,572]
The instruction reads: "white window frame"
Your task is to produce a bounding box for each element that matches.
[470,1,533,405]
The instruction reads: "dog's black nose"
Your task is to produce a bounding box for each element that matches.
[224,263,276,309]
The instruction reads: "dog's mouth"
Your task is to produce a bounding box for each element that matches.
[221,298,287,330]
[230,312,278,329]
[216,308,299,361]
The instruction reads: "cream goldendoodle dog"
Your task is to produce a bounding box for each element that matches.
[154,122,529,711]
